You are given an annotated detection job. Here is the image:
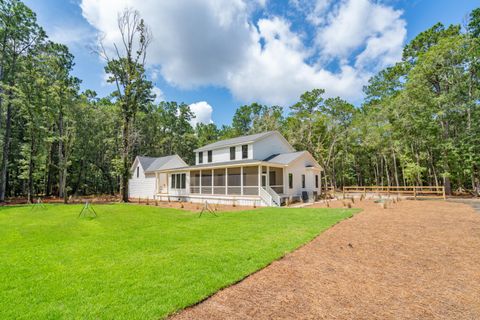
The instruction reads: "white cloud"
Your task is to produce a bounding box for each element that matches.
[152,87,165,103]
[315,0,406,68]
[80,0,406,106]
[48,24,95,48]
[189,101,214,127]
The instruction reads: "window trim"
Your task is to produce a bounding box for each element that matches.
[242,144,248,159]
[315,174,319,188]
[288,173,293,189]
[136,166,139,178]
[207,150,212,163]
[171,173,186,189]
[181,173,186,189]
[230,146,236,160]
[302,174,306,189]
[198,151,203,164]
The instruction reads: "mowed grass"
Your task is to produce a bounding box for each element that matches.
[0,204,355,319]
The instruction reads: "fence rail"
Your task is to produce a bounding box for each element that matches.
[341,185,446,199]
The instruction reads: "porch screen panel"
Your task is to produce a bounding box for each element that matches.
[201,171,212,194]
[243,166,258,195]
[227,167,241,195]
[190,170,200,193]
[213,169,226,194]
[269,167,284,194]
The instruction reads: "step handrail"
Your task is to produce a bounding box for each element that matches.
[266,186,281,206]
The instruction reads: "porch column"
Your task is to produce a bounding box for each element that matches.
[199,170,202,194]
[211,169,214,194]
[240,166,244,196]
[266,166,270,188]
[225,168,228,195]
[155,172,159,194]
[258,165,261,195]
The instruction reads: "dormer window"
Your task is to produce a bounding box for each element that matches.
[242,145,248,159]
[198,152,203,164]
[207,150,212,163]
[230,146,236,160]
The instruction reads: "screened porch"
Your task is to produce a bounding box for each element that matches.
[189,165,284,196]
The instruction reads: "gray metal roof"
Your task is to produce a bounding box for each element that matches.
[263,151,307,164]
[194,131,276,152]
[137,155,182,172]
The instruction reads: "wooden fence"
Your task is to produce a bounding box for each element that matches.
[341,185,446,200]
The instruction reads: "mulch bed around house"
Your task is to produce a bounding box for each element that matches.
[171,199,480,319]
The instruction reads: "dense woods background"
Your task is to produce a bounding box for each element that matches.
[0,0,479,202]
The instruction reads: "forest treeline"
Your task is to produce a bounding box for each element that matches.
[0,0,479,202]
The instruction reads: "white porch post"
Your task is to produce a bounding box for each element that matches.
[211,169,214,194]
[258,165,261,195]
[225,167,228,195]
[267,166,270,188]
[155,172,159,194]
[199,170,202,194]
[240,166,244,196]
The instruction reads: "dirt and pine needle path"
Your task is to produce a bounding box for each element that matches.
[172,199,480,320]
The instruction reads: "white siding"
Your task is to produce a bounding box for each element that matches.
[128,172,156,199]
[252,134,293,160]
[283,153,321,201]
[196,144,252,164]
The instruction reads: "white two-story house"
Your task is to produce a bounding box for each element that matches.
[128,131,322,206]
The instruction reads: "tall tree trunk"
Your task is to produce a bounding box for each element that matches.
[392,149,400,187]
[58,111,65,199]
[383,154,391,187]
[120,117,130,202]
[0,97,13,202]
[27,136,35,203]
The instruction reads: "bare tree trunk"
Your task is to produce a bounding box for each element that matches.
[383,154,391,187]
[120,118,130,202]
[27,137,34,203]
[58,111,65,199]
[392,149,400,186]
[0,98,13,202]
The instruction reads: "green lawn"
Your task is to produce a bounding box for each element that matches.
[0,204,355,319]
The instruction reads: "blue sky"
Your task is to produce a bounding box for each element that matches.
[24,0,478,126]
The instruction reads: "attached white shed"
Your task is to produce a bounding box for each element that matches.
[128,155,187,199]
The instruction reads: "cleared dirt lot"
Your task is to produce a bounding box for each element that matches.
[172,199,480,320]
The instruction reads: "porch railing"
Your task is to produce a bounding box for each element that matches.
[259,187,273,206]
[266,186,281,206]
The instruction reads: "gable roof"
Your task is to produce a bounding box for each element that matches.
[194,131,279,152]
[134,155,186,173]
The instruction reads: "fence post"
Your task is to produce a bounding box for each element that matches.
[342,187,345,199]
[364,187,366,198]
[413,186,417,200]
[442,186,446,200]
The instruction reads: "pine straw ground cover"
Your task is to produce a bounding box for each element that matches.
[0,204,354,319]
[173,199,480,320]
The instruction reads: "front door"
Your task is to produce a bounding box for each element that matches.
[261,174,267,187]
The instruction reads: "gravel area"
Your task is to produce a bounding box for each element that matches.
[172,199,480,320]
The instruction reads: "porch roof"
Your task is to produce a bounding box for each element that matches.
[157,159,287,172]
